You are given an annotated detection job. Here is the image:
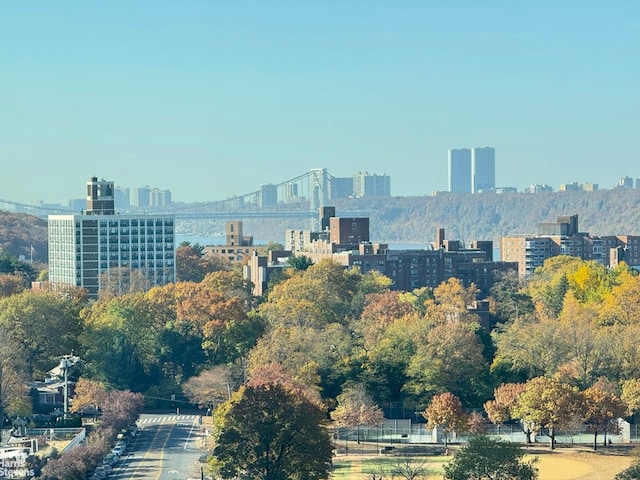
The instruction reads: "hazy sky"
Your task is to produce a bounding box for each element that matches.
[1,1,639,205]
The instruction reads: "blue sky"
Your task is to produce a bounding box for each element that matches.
[1,1,639,204]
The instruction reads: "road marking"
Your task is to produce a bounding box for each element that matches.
[184,416,200,450]
[155,421,175,480]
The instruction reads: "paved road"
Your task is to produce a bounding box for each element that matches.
[111,414,206,480]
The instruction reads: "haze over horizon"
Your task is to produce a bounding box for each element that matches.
[2,1,639,205]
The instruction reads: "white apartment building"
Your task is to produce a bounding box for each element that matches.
[48,177,175,298]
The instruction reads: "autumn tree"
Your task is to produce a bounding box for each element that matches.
[555,294,610,388]
[566,261,618,305]
[484,383,531,441]
[355,291,414,351]
[211,382,332,480]
[182,365,236,413]
[0,327,30,423]
[0,252,36,284]
[0,274,25,298]
[331,383,384,443]
[599,268,640,325]
[99,390,144,431]
[176,242,230,283]
[528,256,584,315]
[512,376,581,449]
[70,378,107,415]
[259,259,362,328]
[246,323,353,398]
[582,377,627,450]
[200,270,254,305]
[443,435,538,480]
[422,392,467,449]
[361,312,421,403]
[425,278,479,324]
[622,379,640,416]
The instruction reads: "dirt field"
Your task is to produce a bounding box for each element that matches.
[332,445,636,479]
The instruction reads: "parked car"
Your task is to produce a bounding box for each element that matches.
[111,445,125,457]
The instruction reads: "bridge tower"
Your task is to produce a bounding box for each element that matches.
[310,168,328,230]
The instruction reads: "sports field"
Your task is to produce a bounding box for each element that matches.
[331,445,635,479]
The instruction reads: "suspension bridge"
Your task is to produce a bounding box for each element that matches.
[0,169,368,224]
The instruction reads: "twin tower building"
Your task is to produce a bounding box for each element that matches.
[448,147,496,194]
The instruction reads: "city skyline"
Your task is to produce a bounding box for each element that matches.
[2,2,640,204]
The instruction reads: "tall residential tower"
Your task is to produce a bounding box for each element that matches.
[448,148,472,193]
[48,177,175,298]
[471,147,496,193]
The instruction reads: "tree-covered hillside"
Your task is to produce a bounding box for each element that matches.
[235,188,640,246]
[0,211,48,262]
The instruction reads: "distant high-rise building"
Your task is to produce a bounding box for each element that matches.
[283,182,299,204]
[559,182,582,192]
[448,149,472,193]
[132,186,151,208]
[149,188,172,208]
[471,147,495,193]
[615,176,634,189]
[352,172,391,197]
[48,177,175,298]
[115,186,130,210]
[259,184,278,208]
[330,177,354,199]
[525,184,554,193]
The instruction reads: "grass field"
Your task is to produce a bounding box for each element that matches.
[331,444,636,479]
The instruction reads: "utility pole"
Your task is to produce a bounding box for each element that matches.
[59,354,74,417]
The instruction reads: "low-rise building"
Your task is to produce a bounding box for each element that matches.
[249,208,516,296]
[203,220,260,263]
[501,214,640,275]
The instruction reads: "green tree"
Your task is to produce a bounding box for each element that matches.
[0,290,84,378]
[287,254,314,271]
[81,294,165,391]
[443,435,538,480]
[211,382,332,480]
[0,252,36,284]
[407,322,490,406]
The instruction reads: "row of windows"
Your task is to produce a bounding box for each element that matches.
[77,218,174,228]
[102,228,174,235]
